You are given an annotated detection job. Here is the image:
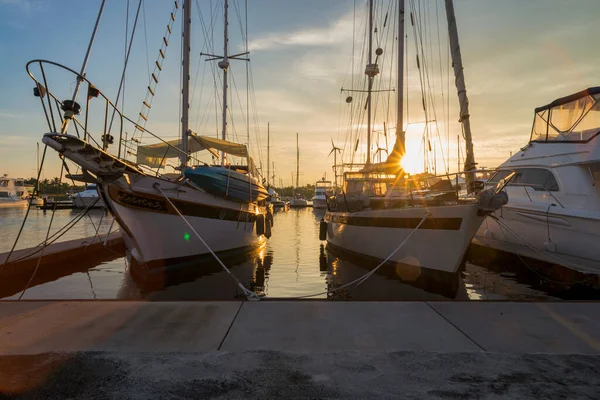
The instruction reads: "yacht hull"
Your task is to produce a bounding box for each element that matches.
[0,200,28,208]
[99,174,265,267]
[312,198,328,209]
[325,204,485,274]
[476,204,600,273]
[72,195,105,209]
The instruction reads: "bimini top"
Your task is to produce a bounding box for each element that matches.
[531,86,600,143]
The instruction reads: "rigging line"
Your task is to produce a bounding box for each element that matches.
[18,160,65,300]
[2,144,48,266]
[108,0,143,136]
[124,0,129,112]
[142,0,151,85]
[435,0,448,170]
[245,0,249,147]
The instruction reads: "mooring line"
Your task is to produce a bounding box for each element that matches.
[293,212,431,299]
[154,183,260,301]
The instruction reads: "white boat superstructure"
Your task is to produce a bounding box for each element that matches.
[476,87,600,273]
[313,179,332,209]
[324,0,507,275]
[0,175,28,208]
[71,183,105,209]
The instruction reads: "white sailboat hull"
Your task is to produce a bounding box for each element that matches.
[325,204,485,274]
[100,174,265,266]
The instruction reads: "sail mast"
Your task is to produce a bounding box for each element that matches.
[397,0,405,156]
[180,0,191,167]
[220,0,230,165]
[296,132,299,189]
[445,0,475,190]
[267,122,270,187]
[366,0,374,165]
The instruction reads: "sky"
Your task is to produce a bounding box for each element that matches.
[0,0,599,186]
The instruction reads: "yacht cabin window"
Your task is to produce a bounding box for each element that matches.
[0,180,8,187]
[530,88,600,143]
[0,192,9,198]
[489,168,559,191]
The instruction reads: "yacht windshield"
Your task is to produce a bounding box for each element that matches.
[530,87,600,142]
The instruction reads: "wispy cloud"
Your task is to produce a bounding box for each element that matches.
[248,12,353,51]
[0,0,44,13]
[0,111,23,119]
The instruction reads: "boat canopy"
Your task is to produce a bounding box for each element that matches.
[137,135,251,168]
[530,87,600,143]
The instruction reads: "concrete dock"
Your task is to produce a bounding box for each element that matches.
[0,300,599,398]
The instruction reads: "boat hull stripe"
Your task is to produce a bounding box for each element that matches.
[325,214,462,230]
[107,185,257,222]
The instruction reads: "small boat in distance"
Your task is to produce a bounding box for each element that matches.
[268,188,289,210]
[313,178,333,209]
[71,183,105,209]
[289,132,310,208]
[0,175,28,208]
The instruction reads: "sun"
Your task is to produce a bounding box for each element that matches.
[399,154,421,175]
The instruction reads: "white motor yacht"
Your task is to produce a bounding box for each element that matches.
[0,175,28,208]
[313,178,332,209]
[475,87,600,274]
[71,183,105,209]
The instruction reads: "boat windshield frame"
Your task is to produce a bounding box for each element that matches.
[530,87,600,144]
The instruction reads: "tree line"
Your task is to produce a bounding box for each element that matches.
[24,178,84,196]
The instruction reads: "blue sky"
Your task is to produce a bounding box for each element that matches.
[0,0,598,185]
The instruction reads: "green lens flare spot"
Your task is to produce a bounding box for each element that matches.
[184,232,191,241]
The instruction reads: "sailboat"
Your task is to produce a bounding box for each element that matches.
[29,0,270,268]
[324,0,508,276]
[289,132,309,208]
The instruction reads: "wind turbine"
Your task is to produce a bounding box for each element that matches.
[329,139,342,188]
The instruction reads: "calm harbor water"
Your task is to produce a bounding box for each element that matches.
[1,207,597,300]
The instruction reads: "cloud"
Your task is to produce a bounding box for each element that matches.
[248,12,354,52]
[0,0,42,12]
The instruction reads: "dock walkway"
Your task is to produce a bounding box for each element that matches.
[0,301,599,398]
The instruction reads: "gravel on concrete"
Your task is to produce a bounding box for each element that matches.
[0,350,599,399]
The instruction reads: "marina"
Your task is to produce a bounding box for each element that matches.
[1,207,598,301]
[0,0,599,397]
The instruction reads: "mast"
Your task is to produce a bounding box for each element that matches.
[180,0,191,168]
[445,0,476,191]
[366,0,374,165]
[397,0,405,156]
[220,0,230,165]
[267,122,270,187]
[36,142,40,176]
[296,132,299,189]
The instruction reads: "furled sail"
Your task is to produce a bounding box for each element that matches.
[136,135,249,168]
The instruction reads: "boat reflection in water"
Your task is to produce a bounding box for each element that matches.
[123,207,467,301]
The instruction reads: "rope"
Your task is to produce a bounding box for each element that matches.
[153,183,260,300]
[18,160,66,300]
[295,212,431,299]
[489,215,598,277]
[3,197,101,265]
[3,144,48,265]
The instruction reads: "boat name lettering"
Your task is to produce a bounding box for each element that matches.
[119,192,167,211]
